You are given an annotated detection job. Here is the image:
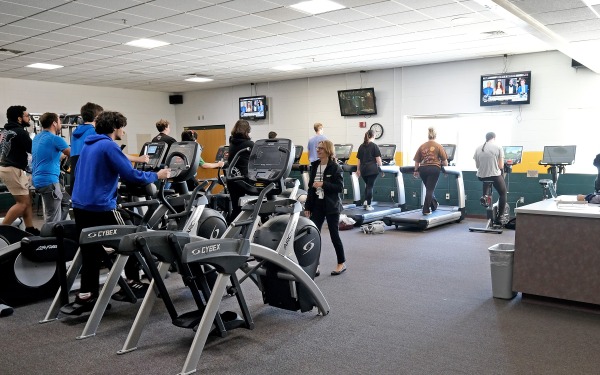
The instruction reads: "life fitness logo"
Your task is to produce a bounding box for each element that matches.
[191,243,220,256]
[87,229,118,238]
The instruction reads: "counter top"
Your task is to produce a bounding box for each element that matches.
[515,195,600,218]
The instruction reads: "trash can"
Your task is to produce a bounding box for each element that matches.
[488,243,517,299]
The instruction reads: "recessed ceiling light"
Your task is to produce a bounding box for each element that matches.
[184,76,214,83]
[125,38,170,49]
[272,65,304,71]
[26,63,63,70]
[290,0,345,15]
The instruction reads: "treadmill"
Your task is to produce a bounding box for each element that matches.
[343,144,405,226]
[290,145,309,191]
[383,144,465,230]
[334,144,360,209]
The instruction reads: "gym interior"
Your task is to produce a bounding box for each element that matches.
[1,1,600,374]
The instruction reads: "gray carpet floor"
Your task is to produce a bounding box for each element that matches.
[2,218,599,375]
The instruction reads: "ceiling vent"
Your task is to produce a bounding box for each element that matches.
[0,48,24,56]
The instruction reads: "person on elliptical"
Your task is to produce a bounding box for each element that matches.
[227,120,253,223]
[61,111,170,315]
[32,112,71,223]
[356,129,382,211]
[181,130,224,190]
[304,140,347,276]
[0,105,40,235]
[474,132,507,225]
[413,127,448,215]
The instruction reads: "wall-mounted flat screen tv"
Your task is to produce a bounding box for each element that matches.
[480,71,530,106]
[337,88,377,116]
[239,95,267,120]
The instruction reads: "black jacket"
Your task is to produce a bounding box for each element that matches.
[228,136,254,177]
[305,158,344,215]
[0,121,32,171]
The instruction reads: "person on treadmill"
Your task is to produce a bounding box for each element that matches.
[356,129,382,211]
[61,111,170,315]
[413,127,448,215]
[304,140,347,276]
[474,132,507,225]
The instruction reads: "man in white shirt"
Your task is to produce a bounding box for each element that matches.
[473,132,507,224]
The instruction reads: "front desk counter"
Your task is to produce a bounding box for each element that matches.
[513,196,600,306]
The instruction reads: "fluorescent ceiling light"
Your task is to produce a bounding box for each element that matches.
[272,65,304,71]
[184,77,214,83]
[125,38,170,49]
[290,0,345,15]
[583,0,600,6]
[26,63,63,70]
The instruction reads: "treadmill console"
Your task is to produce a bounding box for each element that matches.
[135,141,168,171]
[294,145,303,164]
[165,141,201,181]
[442,144,456,163]
[245,138,294,197]
[378,144,396,165]
[334,144,353,164]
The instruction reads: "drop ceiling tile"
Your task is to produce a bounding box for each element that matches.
[76,0,150,12]
[353,0,411,16]
[285,16,336,29]
[254,22,301,35]
[188,5,245,21]
[312,24,359,37]
[379,11,430,26]
[255,7,306,22]
[204,44,247,54]
[0,12,23,24]
[161,13,214,28]
[0,24,45,37]
[0,2,44,17]
[113,26,163,39]
[196,21,246,34]
[121,4,181,19]
[220,0,280,13]
[548,18,600,34]
[316,8,373,23]
[75,19,130,33]
[177,39,222,50]
[98,12,153,27]
[149,0,212,13]
[226,14,278,28]
[137,20,188,34]
[534,7,595,25]
[58,25,110,38]
[226,28,273,40]
[167,27,218,40]
[52,2,114,18]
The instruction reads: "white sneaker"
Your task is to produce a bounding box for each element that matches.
[366,205,374,211]
[363,201,368,209]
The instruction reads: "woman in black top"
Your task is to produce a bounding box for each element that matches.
[227,120,253,223]
[356,130,382,211]
[304,140,347,275]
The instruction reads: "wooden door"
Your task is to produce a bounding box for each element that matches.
[184,125,226,189]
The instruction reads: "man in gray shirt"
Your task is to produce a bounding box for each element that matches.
[474,132,507,224]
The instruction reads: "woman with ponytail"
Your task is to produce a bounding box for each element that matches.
[356,130,382,211]
[413,127,448,215]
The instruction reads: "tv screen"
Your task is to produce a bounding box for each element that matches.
[337,88,377,116]
[239,95,267,120]
[480,71,530,106]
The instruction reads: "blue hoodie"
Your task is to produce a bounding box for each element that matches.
[72,134,158,211]
[70,124,96,157]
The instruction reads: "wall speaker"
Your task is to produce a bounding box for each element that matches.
[169,94,183,104]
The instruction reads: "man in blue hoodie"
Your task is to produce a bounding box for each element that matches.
[69,102,102,194]
[61,111,170,315]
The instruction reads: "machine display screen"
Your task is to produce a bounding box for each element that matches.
[503,146,523,165]
[254,146,283,168]
[442,144,456,162]
[147,145,158,155]
[541,145,576,165]
[335,144,352,160]
[379,145,396,160]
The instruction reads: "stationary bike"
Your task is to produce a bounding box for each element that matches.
[469,164,512,234]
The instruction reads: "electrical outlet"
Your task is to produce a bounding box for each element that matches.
[518,197,525,203]
[445,193,450,199]
[390,191,395,197]
[412,192,417,198]
[344,189,347,194]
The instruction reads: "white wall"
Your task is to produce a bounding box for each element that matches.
[0,78,175,153]
[2,50,598,170]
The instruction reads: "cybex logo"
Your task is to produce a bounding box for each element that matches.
[210,226,220,239]
[302,239,315,255]
[87,229,118,238]
[191,243,220,255]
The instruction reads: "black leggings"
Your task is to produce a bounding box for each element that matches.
[419,165,441,213]
[362,174,378,205]
[478,175,507,217]
[310,210,346,265]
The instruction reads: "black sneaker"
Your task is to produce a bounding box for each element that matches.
[112,281,149,302]
[25,227,41,236]
[430,199,439,212]
[60,295,98,316]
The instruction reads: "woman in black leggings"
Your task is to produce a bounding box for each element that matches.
[413,127,448,215]
[356,130,382,211]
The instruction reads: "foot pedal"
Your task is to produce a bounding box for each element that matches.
[173,309,205,329]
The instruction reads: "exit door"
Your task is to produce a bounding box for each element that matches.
[184,125,227,183]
